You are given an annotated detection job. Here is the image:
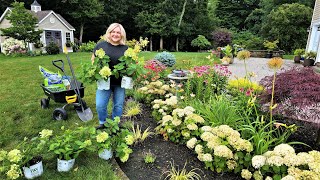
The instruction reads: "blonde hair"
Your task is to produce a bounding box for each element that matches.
[105,23,126,45]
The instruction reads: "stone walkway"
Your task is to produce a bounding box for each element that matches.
[227,58,299,82]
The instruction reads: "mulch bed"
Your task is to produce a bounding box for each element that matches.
[116,105,241,180]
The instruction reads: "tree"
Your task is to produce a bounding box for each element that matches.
[61,0,104,44]
[261,3,312,52]
[0,2,42,50]
[215,0,260,30]
[191,35,211,50]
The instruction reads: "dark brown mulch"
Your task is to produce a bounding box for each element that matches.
[116,105,241,180]
[275,116,320,152]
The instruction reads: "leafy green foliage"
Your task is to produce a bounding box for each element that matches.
[45,42,60,55]
[261,3,313,52]
[49,126,96,160]
[293,48,305,56]
[0,2,42,50]
[191,35,211,50]
[144,152,156,164]
[192,96,243,129]
[79,41,96,52]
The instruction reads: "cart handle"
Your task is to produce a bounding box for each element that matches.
[52,59,64,72]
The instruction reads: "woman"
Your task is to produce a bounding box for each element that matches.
[91,23,128,129]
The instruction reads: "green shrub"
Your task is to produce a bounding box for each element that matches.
[45,42,60,55]
[154,51,176,67]
[79,41,97,52]
[293,49,305,56]
[191,35,211,50]
[232,30,264,50]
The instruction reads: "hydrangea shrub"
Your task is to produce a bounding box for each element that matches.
[2,37,26,55]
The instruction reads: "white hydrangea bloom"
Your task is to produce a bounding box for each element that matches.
[281,175,296,180]
[187,123,198,131]
[274,144,295,157]
[195,144,203,154]
[266,155,284,166]
[201,126,213,132]
[214,145,233,159]
[252,155,266,169]
[297,152,314,165]
[200,132,215,142]
[186,138,197,149]
[241,169,252,180]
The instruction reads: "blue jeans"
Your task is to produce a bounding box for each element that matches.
[96,85,125,124]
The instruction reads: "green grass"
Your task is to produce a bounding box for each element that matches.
[283,54,294,60]
[0,51,212,179]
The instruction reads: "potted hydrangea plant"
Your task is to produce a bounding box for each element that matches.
[48,126,96,172]
[80,48,112,90]
[113,37,148,89]
[95,117,134,162]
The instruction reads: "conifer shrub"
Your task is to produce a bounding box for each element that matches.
[154,51,176,67]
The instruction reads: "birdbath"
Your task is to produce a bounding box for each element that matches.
[167,70,191,98]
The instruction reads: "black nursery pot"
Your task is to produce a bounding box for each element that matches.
[303,58,315,67]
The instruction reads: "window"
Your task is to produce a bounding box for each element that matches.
[66,32,71,42]
[46,31,52,38]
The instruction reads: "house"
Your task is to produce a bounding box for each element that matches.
[306,0,320,63]
[0,0,75,53]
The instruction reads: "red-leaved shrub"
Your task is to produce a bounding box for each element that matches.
[259,67,320,124]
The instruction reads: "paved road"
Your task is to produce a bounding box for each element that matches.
[227,57,299,82]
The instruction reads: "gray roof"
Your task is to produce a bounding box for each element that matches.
[31,0,41,6]
[32,10,75,30]
[1,7,75,31]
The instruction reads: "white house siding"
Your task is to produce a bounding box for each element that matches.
[306,0,320,63]
[38,13,70,47]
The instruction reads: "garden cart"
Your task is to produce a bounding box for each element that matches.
[40,59,93,121]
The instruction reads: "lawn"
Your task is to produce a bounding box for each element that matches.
[0,51,212,179]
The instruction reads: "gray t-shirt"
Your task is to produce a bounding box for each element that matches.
[93,41,128,85]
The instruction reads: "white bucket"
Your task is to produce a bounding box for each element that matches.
[97,78,110,90]
[121,76,133,89]
[98,149,113,160]
[23,161,44,179]
[57,158,75,172]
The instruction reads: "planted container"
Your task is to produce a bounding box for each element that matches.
[57,158,75,172]
[121,76,134,89]
[98,149,113,160]
[97,78,110,90]
[23,159,44,179]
